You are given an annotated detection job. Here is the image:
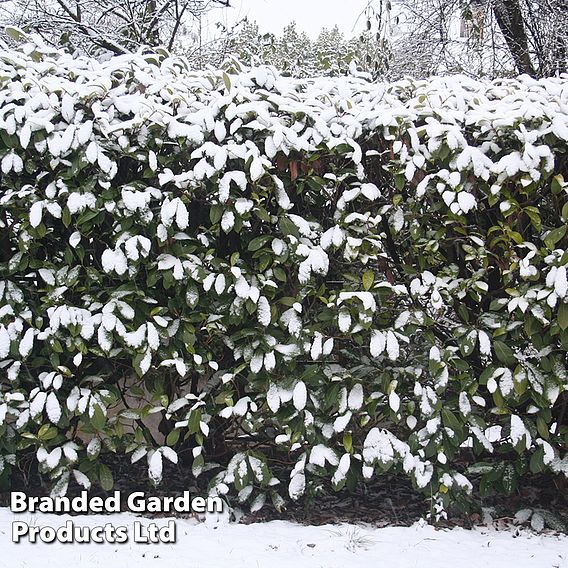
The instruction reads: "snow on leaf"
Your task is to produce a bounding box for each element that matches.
[310,333,323,360]
[250,352,264,374]
[18,328,34,358]
[264,351,276,371]
[73,470,91,489]
[214,121,226,142]
[531,512,545,532]
[309,444,339,467]
[386,331,399,360]
[360,183,381,200]
[139,349,153,376]
[46,392,62,424]
[370,330,386,357]
[288,472,305,500]
[257,296,271,326]
[478,330,491,357]
[293,381,307,411]
[148,150,158,171]
[69,232,81,248]
[87,438,101,458]
[249,157,264,181]
[147,322,160,351]
[249,493,266,513]
[46,448,62,470]
[63,443,78,462]
[333,411,352,433]
[221,210,235,232]
[86,141,98,163]
[29,202,43,228]
[555,266,567,299]
[338,309,351,333]
[459,392,471,416]
[161,447,178,464]
[235,276,250,298]
[175,200,189,230]
[363,428,395,464]
[389,391,401,413]
[148,450,163,483]
[67,192,96,214]
[0,327,10,359]
[30,391,47,418]
[510,415,531,450]
[266,384,280,413]
[348,384,364,410]
[131,446,147,464]
[457,191,476,214]
[215,274,226,295]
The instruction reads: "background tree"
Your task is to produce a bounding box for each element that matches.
[314,26,353,76]
[374,0,567,78]
[271,22,316,76]
[0,0,231,55]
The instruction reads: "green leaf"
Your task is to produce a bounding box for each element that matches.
[248,235,271,252]
[91,405,107,431]
[5,26,24,41]
[188,409,201,435]
[551,174,565,194]
[166,428,181,446]
[99,464,114,491]
[77,208,101,226]
[192,454,204,477]
[273,267,287,282]
[394,174,405,191]
[210,204,223,225]
[493,340,516,365]
[524,316,541,337]
[544,225,567,250]
[278,217,300,239]
[536,415,550,440]
[62,207,72,227]
[362,270,374,291]
[441,409,462,433]
[459,330,477,357]
[343,432,353,453]
[133,353,147,378]
[558,303,568,331]
[37,424,58,441]
[222,72,232,91]
[530,446,544,473]
[523,206,541,231]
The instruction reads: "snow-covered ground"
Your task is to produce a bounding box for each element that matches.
[1,507,567,568]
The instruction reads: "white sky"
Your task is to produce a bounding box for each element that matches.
[208,0,372,40]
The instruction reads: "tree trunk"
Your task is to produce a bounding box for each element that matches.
[493,0,536,76]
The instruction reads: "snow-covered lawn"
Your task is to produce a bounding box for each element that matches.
[1,507,567,568]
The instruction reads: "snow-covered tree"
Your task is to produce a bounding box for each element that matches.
[211,19,277,68]
[314,26,352,76]
[0,0,231,55]
[271,22,316,76]
[371,0,567,78]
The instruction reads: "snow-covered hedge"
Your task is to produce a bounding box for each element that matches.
[1,35,568,514]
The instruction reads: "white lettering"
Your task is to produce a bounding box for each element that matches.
[12,521,29,542]
[10,492,28,513]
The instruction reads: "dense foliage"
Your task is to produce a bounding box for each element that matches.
[1,33,568,518]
